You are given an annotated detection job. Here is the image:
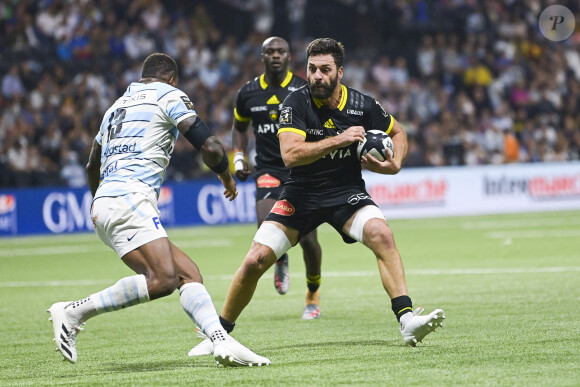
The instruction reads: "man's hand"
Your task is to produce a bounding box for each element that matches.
[234,160,251,181]
[338,126,366,147]
[361,149,402,175]
[218,173,238,200]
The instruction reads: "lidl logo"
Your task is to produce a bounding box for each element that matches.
[0,194,17,234]
[158,186,175,225]
[158,186,173,205]
[0,194,15,214]
[0,195,16,215]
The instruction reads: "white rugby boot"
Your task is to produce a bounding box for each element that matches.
[188,328,214,357]
[47,302,84,363]
[400,307,445,346]
[302,304,321,320]
[213,332,270,367]
[189,328,270,367]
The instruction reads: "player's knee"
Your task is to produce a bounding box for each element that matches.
[349,205,386,243]
[242,244,276,276]
[147,271,179,298]
[364,222,396,249]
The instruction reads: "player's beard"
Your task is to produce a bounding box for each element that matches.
[309,74,338,99]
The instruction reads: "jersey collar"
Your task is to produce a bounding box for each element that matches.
[260,71,293,89]
[313,84,348,111]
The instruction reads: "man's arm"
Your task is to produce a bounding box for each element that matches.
[231,119,251,181]
[279,126,366,168]
[177,115,238,200]
[361,118,408,175]
[86,139,102,197]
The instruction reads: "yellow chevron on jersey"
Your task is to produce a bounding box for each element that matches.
[260,71,294,89]
[313,85,348,111]
[323,119,336,129]
[337,85,348,110]
[266,95,280,104]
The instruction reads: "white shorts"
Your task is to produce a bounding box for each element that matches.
[91,192,167,258]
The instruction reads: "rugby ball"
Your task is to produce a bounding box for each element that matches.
[357,130,394,161]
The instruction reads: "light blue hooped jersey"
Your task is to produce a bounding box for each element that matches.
[94,81,196,199]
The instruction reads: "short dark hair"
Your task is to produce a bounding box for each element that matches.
[141,53,178,79]
[306,38,345,69]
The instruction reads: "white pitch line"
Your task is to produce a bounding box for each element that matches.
[487,230,580,239]
[0,245,109,258]
[0,239,234,258]
[1,267,578,288]
[463,218,580,229]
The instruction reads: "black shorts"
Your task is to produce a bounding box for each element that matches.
[254,170,288,201]
[265,184,377,244]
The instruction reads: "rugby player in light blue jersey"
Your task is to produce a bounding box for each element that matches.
[47,53,269,368]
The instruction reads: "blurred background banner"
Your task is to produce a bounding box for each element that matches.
[364,161,580,219]
[0,179,257,236]
[2,161,579,237]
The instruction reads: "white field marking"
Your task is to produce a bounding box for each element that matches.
[0,239,233,258]
[486,230,580,239]
[2,267,579,288]
[391,211,580,230]
[171,239,233,248]
[463,218,580,230]
[1,279,112,288]
[168,227,255,238]
[0,245,109,258]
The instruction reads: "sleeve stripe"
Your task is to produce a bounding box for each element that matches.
[157,88,179,101]
[234,108,251,122]
[385,115,394,135]
[278,127,306,138]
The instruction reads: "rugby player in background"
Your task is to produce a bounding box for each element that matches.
[231,37,323,319]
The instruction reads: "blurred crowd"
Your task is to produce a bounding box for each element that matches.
[1,0,579,188]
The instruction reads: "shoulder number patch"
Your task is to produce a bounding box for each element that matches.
[181,96,194,110]
[279,107,292,125]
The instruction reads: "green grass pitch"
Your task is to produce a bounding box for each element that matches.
[0,210,579,386]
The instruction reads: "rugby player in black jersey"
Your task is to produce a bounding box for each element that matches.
[232,37,323,318]
[196,38,445,354]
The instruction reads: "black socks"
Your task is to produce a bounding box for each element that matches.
[219,316,235,333]
[391,295,413,322]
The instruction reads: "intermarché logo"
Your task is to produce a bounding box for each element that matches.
[539,5,575,42]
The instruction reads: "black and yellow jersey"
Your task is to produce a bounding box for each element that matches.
[278,84,394,191]
[234,71,307,177]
